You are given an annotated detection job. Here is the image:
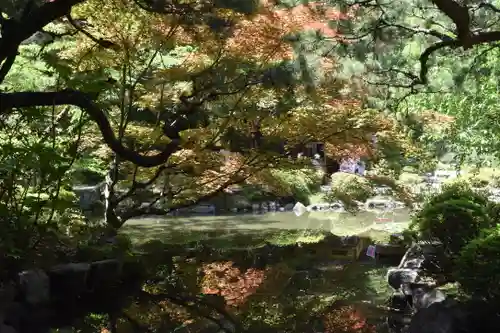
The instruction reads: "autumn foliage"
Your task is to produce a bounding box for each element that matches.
[323,305,376,333]
[200,261,294,308]
[222,0,349,60]
[201,261,266,306]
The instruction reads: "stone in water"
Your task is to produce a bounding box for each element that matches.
[293,202,308,216]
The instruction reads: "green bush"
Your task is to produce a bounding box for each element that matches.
[398,173,424,186]
[271,168,323,205]
[324,173,375,208]
[425,181,489,207]
[454,226,500,301]
[487,202,500,225]
[467,176,490,188]
[412,182,492,254]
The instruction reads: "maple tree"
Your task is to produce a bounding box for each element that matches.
[0,0,408,229]
[201,261,266,307]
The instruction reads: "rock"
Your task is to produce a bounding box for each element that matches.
[397,244,423,269]
[387,291,411,311]
[387,268,419,290]
[88,260,122,288]
[386,313,411,333]
[401,258,425,269]
[18,270,50,306]
[2,302,23,327]
[293,202,308,216]
[410,284,447,310]
[408,300,462,333]
[48,263,90,299]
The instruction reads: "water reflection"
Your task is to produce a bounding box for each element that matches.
[125,211,410,333]
[127,209,411,235]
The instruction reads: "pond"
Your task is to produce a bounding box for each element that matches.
[123,210,412,333]
[125,209,412,245]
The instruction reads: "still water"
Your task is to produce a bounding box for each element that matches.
[124,210,412,332]
[125,209,412,244]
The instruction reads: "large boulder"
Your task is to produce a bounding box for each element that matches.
[48,263,91,301]
[408,300,464,333]
[18,270,50,306]
[387,268,419,291]
[410,284,447,310]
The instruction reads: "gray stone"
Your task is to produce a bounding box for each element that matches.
[18,270,50,305]
[410,284,447,310]
[387,291,411,311]
[72,185,102,210]
[397,245,423,269]
[401,258,425,269]
[387,268,419,290]
[88,260,122,287]
[49,263,91,296]
[408,301,462,333]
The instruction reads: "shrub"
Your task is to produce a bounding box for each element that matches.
[326,172,375,204]
[425,181,489,207]
[487,202,500,225]
[267,168,323,205]
[412,182,492,254]
[454,226,500,301]
[398,173,424,186]
[467,176,489,188]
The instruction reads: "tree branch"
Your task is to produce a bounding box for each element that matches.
[118,176,242,222]
[430,0,471,45]
[0,90,182,167]
[0,0,86,76]
[66,13,118,49]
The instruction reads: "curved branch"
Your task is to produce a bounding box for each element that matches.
[417,30,500,84]
[0,0,85,69]
[0,90,180,167]
[66,13,118,49]
[0,48,17,83]
[430,0,471,44]
[418,40,458,85]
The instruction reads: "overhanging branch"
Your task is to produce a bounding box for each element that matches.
[0,0,86,71]
[0,90,181,167]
